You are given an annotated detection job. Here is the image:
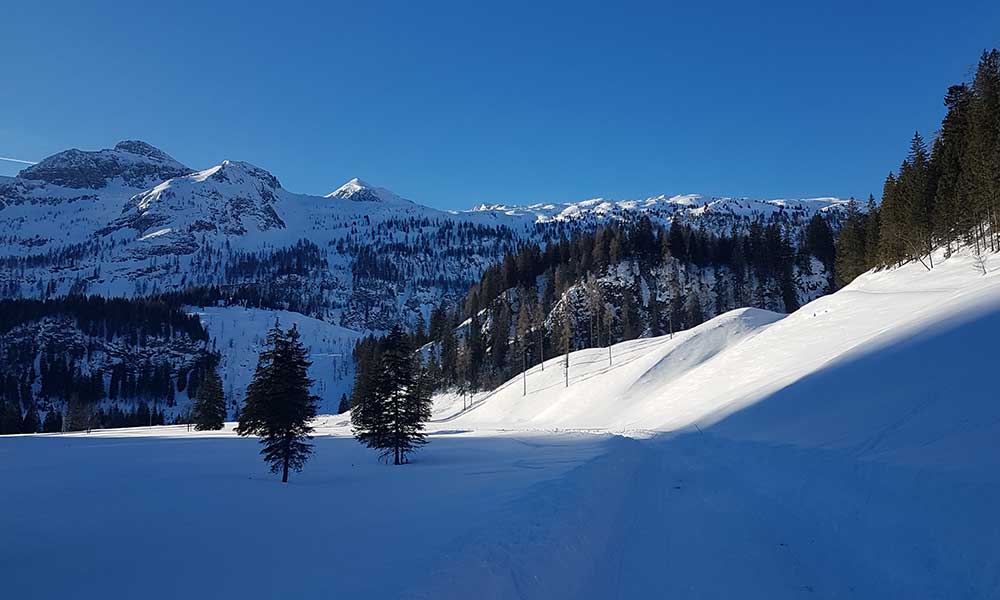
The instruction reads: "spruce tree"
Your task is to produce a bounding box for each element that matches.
[0,398,22,434]
[192,367,226,431]
[22,404,40,434]
[42,409,62,433]
[237,324,319,483]
[352,326,433,465]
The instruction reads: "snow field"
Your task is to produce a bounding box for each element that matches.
[4,247,1000,598]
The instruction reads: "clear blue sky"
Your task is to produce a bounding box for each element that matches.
[2,1,998,209]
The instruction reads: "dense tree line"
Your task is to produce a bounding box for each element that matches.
[0,296,207,342]
[350,213,837,395]
[0,296,216,434]
[837,49,1000,283]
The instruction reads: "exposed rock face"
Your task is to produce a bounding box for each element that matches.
[18,140,191,189]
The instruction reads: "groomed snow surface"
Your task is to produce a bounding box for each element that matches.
[4,248,1000,599]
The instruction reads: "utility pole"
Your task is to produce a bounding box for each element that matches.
[522,348,527,396]
[564,347,569,388]
[538,328,544,371]
[608,312,613,367]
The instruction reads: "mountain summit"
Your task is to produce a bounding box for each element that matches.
[18,140,190,189]
[326,178,409,204]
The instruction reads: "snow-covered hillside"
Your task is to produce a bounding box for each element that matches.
[437,247,1000,448]
[192,306,361,413]
[4,248,999,598]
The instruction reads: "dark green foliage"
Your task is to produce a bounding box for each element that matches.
[804,214,836,270]
[42,410,62,433]
[21,404,40,434]
[237,323,319,483]
[351,326,433,465]
[0,296,217,435]
[834,200,870,288]
[1,397,23,434]
[0,295,207,341]
[832,48,1000,285]
[192,367,226,431]
[63,395,95,432]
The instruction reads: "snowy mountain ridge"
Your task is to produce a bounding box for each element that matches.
[0,140,846,300]
[466,193,850,225]
[0,140,848,412]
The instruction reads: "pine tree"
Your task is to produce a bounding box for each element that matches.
[192,367,226,431]
[237,323,319,483]
[22,403,40,434]
[63,395,93,432]
[961,50,1000,252]
[834,199,868,288]
[337,393,351,414]
[42,409,62,433]
[932,84,973,253]
[352,326,433,465]
[0,397,22,434]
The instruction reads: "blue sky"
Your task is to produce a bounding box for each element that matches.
[2,1,998,209]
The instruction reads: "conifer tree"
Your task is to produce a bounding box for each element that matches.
[0,397,22,434]
[63,395,93,432]
[237,323,319,483]
[22,403,40,434]
[42,409,62,433]
[192,366,226,431]
[834,199,868,288]
[352,326,433,464]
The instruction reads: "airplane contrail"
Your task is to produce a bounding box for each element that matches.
[0,156,38,165]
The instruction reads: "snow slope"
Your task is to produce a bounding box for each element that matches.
[4,248,1000,599]
[191,306,362,413]
[438,247,1000,453]
[406,248,1000,598]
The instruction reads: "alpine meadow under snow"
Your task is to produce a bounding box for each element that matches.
[3,248,1000,598]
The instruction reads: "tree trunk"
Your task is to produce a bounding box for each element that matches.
[394,445,400,465]
[282,455,289,483]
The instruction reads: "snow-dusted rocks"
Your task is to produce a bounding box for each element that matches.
[18,140,191,190]
[105,160,287,254]
[465,193,850,231]
[326,177,412,205]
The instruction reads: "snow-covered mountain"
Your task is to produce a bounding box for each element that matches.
[468,193,849,227]
[0,140,845,306]
[18,140,191,190]
[0,140,848,411]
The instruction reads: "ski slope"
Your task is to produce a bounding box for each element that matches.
[4,248,1000,598]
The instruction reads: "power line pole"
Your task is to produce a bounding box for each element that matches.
[538,328,544,371]
[522,347,527,396]
[608,311,613,367]
[564,346,569,388]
